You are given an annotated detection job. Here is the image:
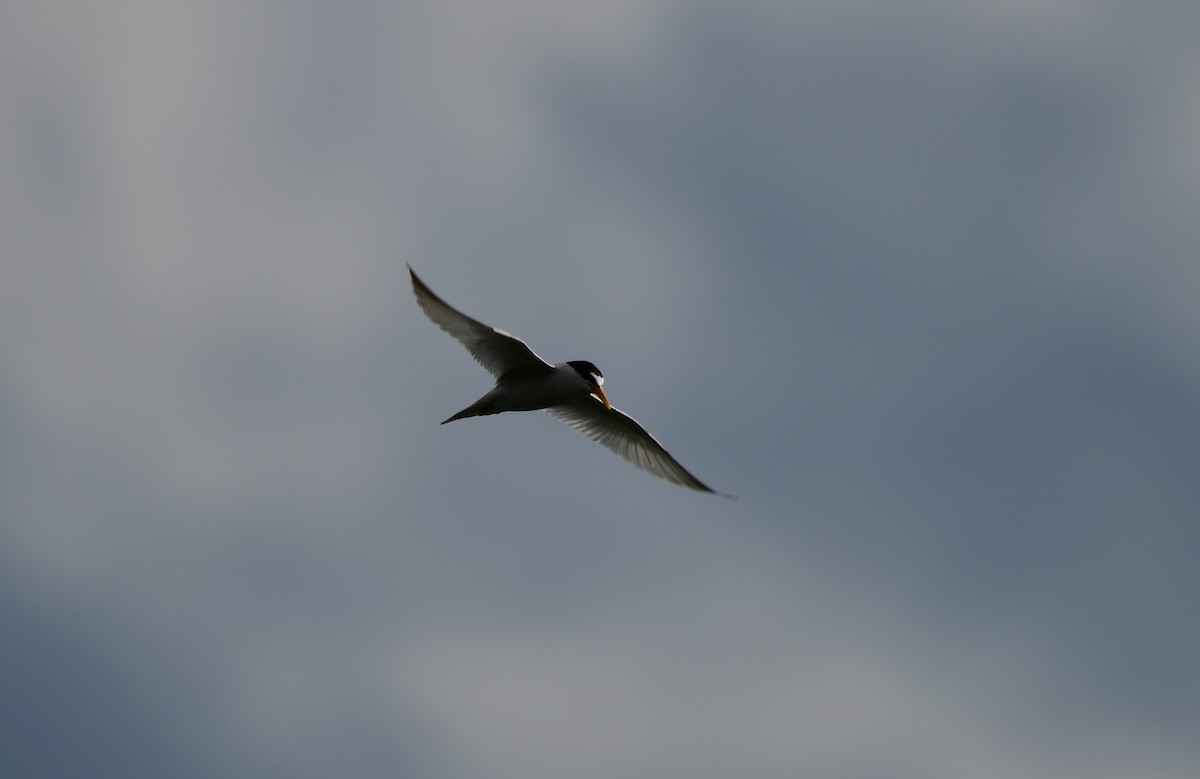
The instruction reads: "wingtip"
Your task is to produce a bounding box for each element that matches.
[697,482,736,499]
[408,265,434,300]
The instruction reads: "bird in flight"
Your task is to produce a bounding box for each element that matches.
[409,265,725,494]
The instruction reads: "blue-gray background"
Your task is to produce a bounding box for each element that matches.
[3,3,1198,777]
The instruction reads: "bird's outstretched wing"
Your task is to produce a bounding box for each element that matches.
[409,266,552,379]
[546,397,722,494]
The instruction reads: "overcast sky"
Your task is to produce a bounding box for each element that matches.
[3,2,1199,777]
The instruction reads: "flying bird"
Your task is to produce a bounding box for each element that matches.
[409,265,725,494]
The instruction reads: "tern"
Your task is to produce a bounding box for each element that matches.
[410,266,724,494]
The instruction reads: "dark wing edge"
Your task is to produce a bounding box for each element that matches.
[546,397,729,496]
[408,265,551,378]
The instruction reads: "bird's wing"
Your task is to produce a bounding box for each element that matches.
[546,397,719,493]
[410,266,552,379]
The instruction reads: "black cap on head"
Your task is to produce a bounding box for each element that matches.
[567,360,604,386]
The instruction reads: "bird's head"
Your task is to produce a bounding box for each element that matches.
[567,360,610,409]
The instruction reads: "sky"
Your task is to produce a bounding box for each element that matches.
[3,2,1199,777]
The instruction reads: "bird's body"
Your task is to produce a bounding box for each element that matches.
[441,362,596,423]
[409,266,725,495]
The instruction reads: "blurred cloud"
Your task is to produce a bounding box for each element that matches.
[2,2,1198,777]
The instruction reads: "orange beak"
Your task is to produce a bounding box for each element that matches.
[592,384,611,409]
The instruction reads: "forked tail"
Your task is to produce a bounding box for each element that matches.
[440,397,496,424]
